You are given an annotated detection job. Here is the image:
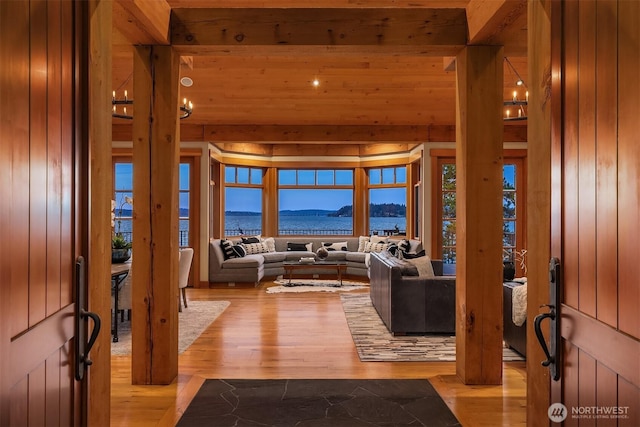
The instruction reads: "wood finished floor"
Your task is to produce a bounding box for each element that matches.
[110,282,527,427]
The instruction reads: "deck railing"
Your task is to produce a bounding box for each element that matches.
[114,230,190,247]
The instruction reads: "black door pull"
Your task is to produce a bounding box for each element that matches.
[533,258,562,381]
[75,256,102,381]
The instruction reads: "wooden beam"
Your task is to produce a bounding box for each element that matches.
[455,45,504,385]
[527,0,552,423]
[114,123,527,144]
[131,45,180,385]
[170,8,467,52]
[113,0,171,45]
[466,0,528,55]
[88,0,112,425]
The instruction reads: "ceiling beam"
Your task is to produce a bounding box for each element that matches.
[113,0,171,45]
[466,0,527,55]
[113,124,527,144]
[170,8,467,56]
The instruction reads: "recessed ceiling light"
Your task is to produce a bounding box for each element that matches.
[181,76,193,87]
[312,79,320,87]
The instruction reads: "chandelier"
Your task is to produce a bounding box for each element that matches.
[503,57,527,121]
[112,90,193,120]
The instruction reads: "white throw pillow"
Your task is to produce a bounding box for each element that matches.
[364,241,389,253]
[263,237,276,252]
[322,241,348,251]
[370,235,389,244]
[241,241,269,255]
[357,236,369,252]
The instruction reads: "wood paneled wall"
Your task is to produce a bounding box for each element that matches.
[553,0,639,423]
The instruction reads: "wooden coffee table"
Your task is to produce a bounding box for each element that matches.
[282,261,348,286]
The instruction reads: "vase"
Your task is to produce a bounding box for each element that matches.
[316,247,329,260]
[112,248,131,264]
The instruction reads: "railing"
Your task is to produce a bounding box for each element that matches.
[114,230,190,247]
[223,228,407,237]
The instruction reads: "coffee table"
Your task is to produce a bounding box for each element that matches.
[282,260,348,286]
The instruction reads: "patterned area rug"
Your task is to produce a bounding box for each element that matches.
[266,279,369,294]
[111,300,230,356]
[341,293,525,362]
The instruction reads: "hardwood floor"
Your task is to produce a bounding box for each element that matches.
[111,282,527,426]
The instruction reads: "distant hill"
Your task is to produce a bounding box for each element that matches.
[225,203,406,218]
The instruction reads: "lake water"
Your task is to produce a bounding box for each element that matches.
[225,215,406,236]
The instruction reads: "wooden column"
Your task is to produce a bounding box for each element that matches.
[131,45,180,385]
[455,45,504,385]
[528,0,552,424]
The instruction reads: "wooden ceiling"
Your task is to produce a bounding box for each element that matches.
[112,0,528,153]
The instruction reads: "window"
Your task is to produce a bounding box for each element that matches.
[433,153,526,276]
[277,169,354,235]
[179,162,191,247]
[368,167,407,236]
[224,166,263,236]
[113,162,133,245]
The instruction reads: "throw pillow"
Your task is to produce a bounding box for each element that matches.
[387,243,402,258]
[322,241,348,251]
[410,255,435,277]
[241,241,269,255]
[357,236,370,252]
[220,239,245,260]
[241,235,261,244]
[364,241,388,253]
[398,239,411,253]
[263,237,276,252]
[370,235,389,244]
[287,242,312,252]
[403,249,426,259]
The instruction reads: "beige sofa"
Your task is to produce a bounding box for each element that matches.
[209,236,422,286]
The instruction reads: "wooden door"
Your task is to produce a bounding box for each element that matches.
[0,0,88,424]
[549,1,639,425]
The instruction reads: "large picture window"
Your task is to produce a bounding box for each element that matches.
[368,167,407,236]
[224,166,263,236]
[278,169,354,235]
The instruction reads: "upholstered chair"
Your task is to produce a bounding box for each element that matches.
[178,248,194,312]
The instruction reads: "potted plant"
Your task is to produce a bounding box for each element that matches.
[111,196,133,263]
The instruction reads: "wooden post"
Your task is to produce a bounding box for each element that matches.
[528,0,552,424]
[131,45,180,385]
[455,45,504,385]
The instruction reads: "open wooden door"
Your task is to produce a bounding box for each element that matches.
[546,0,639,425]
[0,0,103,425]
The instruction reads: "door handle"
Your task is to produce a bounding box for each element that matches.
[533,257,561,381]
[75,256,102,381]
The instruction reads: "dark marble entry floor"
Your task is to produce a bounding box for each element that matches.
[177,379,461,427]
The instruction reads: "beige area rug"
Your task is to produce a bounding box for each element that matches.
[341,293,525,362]
[111,300,230,356]
[266,278,369,294]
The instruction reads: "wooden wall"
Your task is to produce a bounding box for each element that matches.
[552,0,639,424]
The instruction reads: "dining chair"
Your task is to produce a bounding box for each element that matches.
[178,248,194,312]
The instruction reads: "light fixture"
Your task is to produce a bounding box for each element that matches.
[312,78,320,87]
[503,57,527,121]
[180,76,193,87]
[111,90,194,119]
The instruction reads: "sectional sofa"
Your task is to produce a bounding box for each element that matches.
[209,236,422,286]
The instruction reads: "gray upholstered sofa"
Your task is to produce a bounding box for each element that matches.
[369,251,455,335]
[209,236,422,286]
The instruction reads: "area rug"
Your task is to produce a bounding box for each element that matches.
[111,300,230,356]
[176,379,461,427]
[266,278,369,294]
[341,293,525,362]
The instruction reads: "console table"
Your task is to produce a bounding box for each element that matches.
[111,262,130,343]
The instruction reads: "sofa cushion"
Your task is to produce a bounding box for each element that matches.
[345,251,367,263]
[376,251,419,276]
[221,254,263,269]
[262,251,286,263]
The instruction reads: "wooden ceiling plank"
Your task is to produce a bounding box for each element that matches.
[170,8,467,49]
[113,0,171,45]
